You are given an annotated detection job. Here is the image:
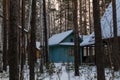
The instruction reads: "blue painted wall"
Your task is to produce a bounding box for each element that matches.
[62,33,74,42]
[49,45,83,63]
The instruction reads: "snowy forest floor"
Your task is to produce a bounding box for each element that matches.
[0,63,120,80]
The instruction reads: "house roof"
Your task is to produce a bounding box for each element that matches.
[81,0,120,46]
[59,32,95,46]
[48,29,95,46]
[80,32,95,46]
[48,30,73,46]
[59,42,79,46]
[101,0,120,39]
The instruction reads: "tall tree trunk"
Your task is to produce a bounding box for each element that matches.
[43,0,49,65]
[39,0,44,73]
[88,0,92,34]
[83,0,87,35]
[64,5,67,31]
[20,0,26,79]
[59,0,62,33]
[79,0,83,35]
[72,0,80,76]
[67,0,70,30]
[27,0,32,30]
[3,0,8,71]
[8,0,19,80]
[112,0,120,71]
[92,0,105,80]
[29,0,36,80]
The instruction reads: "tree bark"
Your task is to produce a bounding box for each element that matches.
[8,0,19,80]
[112,0,120,71]
[43,0,49,65]
[29,0,36,80]
[20,0,26,79]
[72,0,80,76]
[3,0,8,71]
[92,0,105,80]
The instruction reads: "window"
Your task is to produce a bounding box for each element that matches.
[70,38,74,42]
[68,47,74,56]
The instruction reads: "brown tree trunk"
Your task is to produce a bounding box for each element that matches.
[112,0,120,71]
[3,0,8,71]
[92,0,105,80]
[43,0,49,65]
[72,0,80,76]
[20,0,26,79]
[29,0,36,80]
[83,0,87,35]
[8,0,19,79]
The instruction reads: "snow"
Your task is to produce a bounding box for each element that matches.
[48,0,120,47]
[48,30,73,46]
[101,0,120,39]
[59,42,75,46]
[18,25,28,33]
[36,41,40,50]
[80,0,120,45]
[59,32,95,46]
[80,32,95,46]
[48,29,95,46]
[1,63,120,80]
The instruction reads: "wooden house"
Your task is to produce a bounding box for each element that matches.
[80,0,120,64]
[100,0,120,66]
[48,30,83,63]
[80,33,95,63]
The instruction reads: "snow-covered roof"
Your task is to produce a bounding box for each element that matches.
[49,30,73,46]
[48,29,95,46]
[81,0,120,46]
[59,32,95,46]
[59,42,80,46]
[101,0,120,39]
[80,32,95,46]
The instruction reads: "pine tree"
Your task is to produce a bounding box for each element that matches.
[3,0,8,71]
[92,0,105,80]
[8,0,19,79]
[43,0,49,65]
[72,0,80,76]
[29,0,37,80]
[20,0,26,79]
[112,0,120,71]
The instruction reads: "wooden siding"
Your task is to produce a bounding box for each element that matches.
[49,45,82,63]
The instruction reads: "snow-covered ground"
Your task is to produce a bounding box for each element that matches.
[1,63,120,80]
